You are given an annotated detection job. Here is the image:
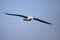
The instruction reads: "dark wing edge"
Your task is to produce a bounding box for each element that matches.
[33,18,52,25]
[5,13,27,18]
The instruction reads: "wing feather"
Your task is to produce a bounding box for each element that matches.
[5,13,27,18]
[33,18,52,25]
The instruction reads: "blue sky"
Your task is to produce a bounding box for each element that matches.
[0,0,60,40]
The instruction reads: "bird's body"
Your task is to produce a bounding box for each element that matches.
[5,13,52,25]
[23,16,33,21]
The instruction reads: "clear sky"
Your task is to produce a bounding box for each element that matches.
[0,0,60,40]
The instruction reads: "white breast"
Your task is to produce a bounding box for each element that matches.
[28,16,33,19]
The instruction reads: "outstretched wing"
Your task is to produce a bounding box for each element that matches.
[5,13,27,18]
[33,18,52,25]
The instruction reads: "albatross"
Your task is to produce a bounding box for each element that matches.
[5,13,52,25]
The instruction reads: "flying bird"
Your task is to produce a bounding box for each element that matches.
[5,13,52,25]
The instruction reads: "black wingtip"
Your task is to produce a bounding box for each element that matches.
[5,13,13,15]
[42,22,52,25]
[47,23,52,25]
[5,13,9,15]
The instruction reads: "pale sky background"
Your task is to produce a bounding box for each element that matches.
[0,0,60,40]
